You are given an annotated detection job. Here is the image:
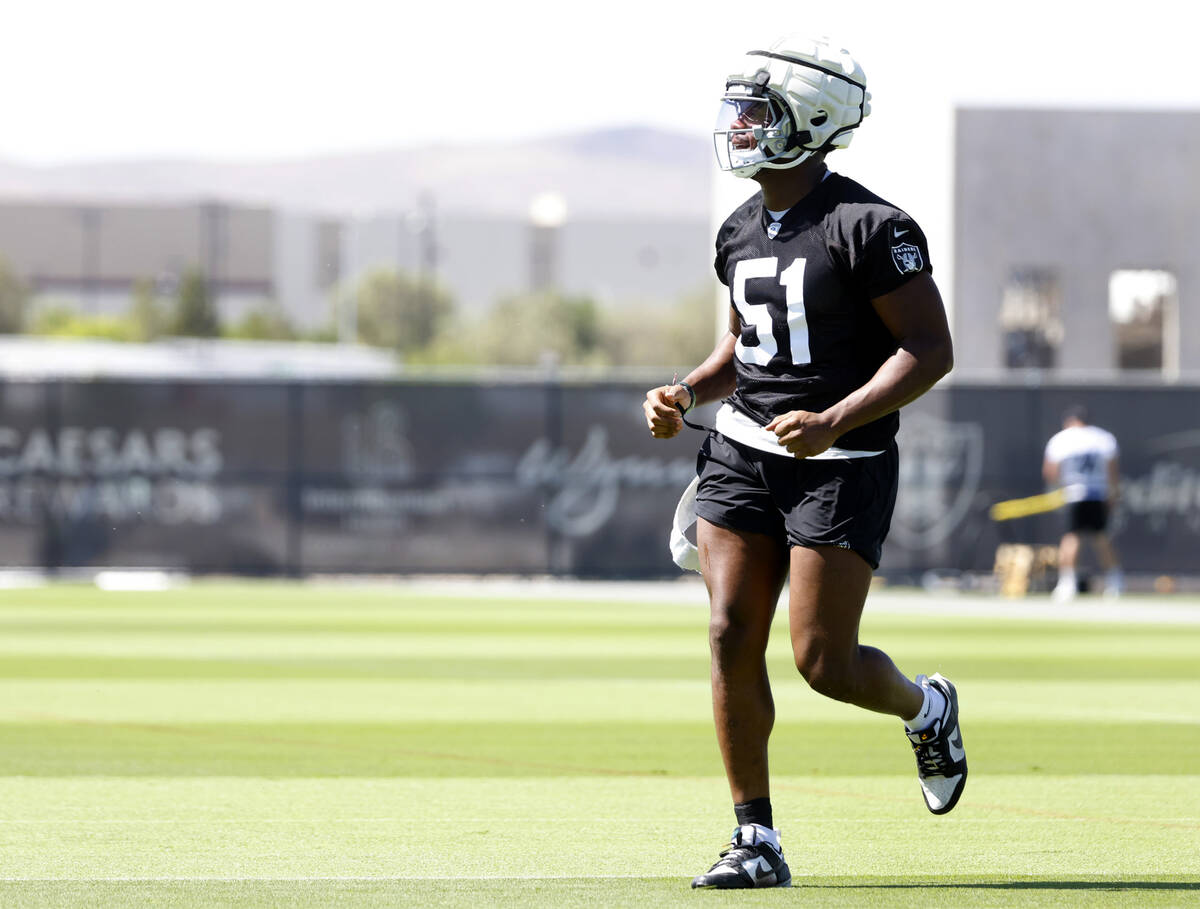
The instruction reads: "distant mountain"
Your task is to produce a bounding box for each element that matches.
[0,127,712,221]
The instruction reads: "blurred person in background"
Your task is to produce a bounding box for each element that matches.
[643,35,961,889]
[1043,405,1122,600]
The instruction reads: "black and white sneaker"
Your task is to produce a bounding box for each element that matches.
[690,824,791,889]
[906,673,967,815]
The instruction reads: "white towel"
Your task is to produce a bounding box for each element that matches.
[669,476,701,572]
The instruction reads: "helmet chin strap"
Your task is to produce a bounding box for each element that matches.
[760,149,811,171]
[728,135,808,178]
[753,126,815,172]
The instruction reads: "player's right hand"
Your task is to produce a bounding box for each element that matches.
[643,385,690,439]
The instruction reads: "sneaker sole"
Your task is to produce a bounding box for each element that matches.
[691,877,792,892]
[691,867,792,889]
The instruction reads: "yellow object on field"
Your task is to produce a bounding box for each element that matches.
[988,484,1086,521]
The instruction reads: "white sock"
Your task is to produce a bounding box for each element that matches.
[904,679,947,731]
[740,824,781,850]
[754,824,780,849]
[1056,569,1076,590]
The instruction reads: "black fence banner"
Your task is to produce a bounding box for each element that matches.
[1,378,1197,579]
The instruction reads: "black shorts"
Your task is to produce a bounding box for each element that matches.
[1067,500,1108,533]
[694,431,898,570]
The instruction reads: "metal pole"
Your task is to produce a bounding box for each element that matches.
[79,207,100,314]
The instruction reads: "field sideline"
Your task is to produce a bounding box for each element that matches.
[0,579,1197,907]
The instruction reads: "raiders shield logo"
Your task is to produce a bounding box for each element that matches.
[891,413,984,550]
[891,242,924,275]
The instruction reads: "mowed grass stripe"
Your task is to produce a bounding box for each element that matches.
[1,877,1198,909]
[4,652,1199,681]
[0,618,710,636]
[0,610,1197,642]
[3,585,1200,637]
[3,678,1199,723]
[1,773,1193,829]
[0,719,1196,777]
[1,614,1198,661]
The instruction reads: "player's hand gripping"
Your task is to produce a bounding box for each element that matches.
[764,409,840,458]
[643,384,692,439]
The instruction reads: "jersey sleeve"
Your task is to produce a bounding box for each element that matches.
[1101,430,1119,459]
[1044,433,1061,463]
[712,211,741,287]
[713,241,728,287]
[826,199,932,300]
[847,216,933,299]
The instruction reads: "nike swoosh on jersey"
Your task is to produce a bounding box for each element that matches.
[893,227,909,237]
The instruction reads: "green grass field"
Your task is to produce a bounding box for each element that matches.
[0,580,1197,907]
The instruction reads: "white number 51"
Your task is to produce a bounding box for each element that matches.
[731,256,809,366]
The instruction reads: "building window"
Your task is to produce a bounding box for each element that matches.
[1109,270,1178,376]
[1000,267,1062,369]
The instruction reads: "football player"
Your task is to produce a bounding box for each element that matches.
[643,36,964,889]
[1043,404,1123,600]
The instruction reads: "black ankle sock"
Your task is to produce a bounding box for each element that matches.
[734,797,773,829]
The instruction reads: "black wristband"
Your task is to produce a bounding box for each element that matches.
[678,381,696,413]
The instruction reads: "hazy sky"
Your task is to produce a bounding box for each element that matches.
[5,0,1199,300]
[7,0,1197,165]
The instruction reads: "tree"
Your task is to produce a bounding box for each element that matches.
[598,284,722,368]
[170,268,220,337]
[351,268,453,353]
[224,302,297,341]
[127,278,169,341]
[27,304,138,341]
[472,292,604,366]
[653,285,723,367]
[0,257,29,333]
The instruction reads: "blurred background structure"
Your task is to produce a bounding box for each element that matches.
[0,1,1197,589]
[956,109,1200,377]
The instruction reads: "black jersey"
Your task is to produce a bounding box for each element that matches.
[714,171,932,452]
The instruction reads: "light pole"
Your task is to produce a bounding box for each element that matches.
[528,191,567,294]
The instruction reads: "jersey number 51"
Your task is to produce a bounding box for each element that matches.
[732,257,809,367]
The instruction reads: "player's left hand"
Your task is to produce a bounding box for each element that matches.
[764,409,839,458]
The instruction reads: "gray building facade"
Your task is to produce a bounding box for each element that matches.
[0,199,712,334]
[0,200,340,329]
[342,212,711,313]
[954,108,1200,378]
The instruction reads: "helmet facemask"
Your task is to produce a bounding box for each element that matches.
[713,76,804,178]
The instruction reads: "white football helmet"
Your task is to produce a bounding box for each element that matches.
[714,35,870,178]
